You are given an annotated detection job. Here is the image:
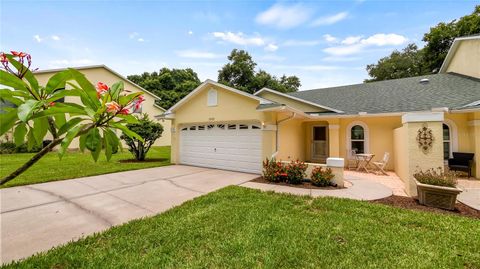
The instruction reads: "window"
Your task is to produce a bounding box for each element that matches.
[181,127,188,131]
[443,124,450,160]
[207,124,215,130]
[251,125,261,129]
[189,126,196,131]
[198,125,205,130]
[217,124,225,129]
[228,124,237,130]
[347,122,369,155]
[207,89,217,106]
[239,124,248,129]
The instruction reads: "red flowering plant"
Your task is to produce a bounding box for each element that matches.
[310,166,334,187]
[0,51,144,185]
[262,157,287,182]
[285,160,307,184]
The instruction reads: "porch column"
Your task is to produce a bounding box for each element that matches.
[468,119,480,178]
[401,112,444,196]
[328,124,340,157]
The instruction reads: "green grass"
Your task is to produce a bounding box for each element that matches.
[0,146,170,188]
[4,186,479,268]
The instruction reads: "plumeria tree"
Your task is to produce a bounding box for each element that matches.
[0,51,144,185]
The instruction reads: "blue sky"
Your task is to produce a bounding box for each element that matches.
[1,0,477,90]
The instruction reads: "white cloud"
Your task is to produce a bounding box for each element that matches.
[264,43,278,52]
[51,35,61,41]
[255,3,313,29]
[341,35,363,45]
[282,39,322,47]
[311,12,348,26]
[48,59,95,68]
[175,49,223,59]
[360,33,407,46]
[129,32,139,39]
[212,31,266,46]
[323,33,408,56]
[137,38,145,42]
[323,34,337,43]
[188,30,193,35]
[33,35,43,43]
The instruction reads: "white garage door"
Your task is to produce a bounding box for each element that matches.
[179,123,262,174]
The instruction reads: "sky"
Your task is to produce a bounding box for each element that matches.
[0,0,477,90]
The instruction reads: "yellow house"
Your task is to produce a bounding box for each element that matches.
[34,65,171,148]
[162,35,480,196]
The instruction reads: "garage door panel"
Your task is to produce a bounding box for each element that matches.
[179,123,262,174]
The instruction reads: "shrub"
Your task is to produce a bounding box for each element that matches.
[414,167,457,188]
[14,143,42,153]
[0,141,16,154]
[285,160,307,184]
[120,113,163,161]
[262,157,286,182]
[311,166,335,187]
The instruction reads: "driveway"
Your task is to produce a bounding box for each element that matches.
[0,165,258,264]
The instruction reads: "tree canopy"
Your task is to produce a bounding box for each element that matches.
[127,68,201,109]
[366,5,480,82]
[218,49,301,94]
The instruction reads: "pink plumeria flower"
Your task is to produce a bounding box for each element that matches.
[105,101,120,113]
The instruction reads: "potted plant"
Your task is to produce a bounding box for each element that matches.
[413,167,462,210]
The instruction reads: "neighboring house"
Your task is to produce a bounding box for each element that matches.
[161,35,480,195]
[34,65,171,148]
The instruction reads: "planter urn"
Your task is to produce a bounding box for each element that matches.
[414,179,462,210]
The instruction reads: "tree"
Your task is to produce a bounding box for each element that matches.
[365,44,427,82]
[0,51,144,185]
[120,113,163,161]
[218,49,301,93]
[366,5,480,82]
[128,68,201,109]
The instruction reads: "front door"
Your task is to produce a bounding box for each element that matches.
[311,126,328,163]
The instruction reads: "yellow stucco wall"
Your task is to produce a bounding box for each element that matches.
[34,67,171,148]
[445,39,480,78]
[275,117,305,161]
[170,83,276,164]
[257,91,327,112]
[393,125,409,185]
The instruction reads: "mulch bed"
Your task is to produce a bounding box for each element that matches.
[118,158,169,163]
[251,177,344,190]
[372,195,480,219]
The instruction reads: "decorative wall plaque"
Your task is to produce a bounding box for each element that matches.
[416,123,434,154]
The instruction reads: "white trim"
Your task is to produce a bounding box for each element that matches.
[169,79,272,112]
[402,112,444,124]
[326,157,344,168]
[154,104,166,112]
[207,88,218,107]
[443,119,458,159]
[346,121,370,155]
[439,35,480,73]
[468,120,480,126]
[34,64,162,101]
[253,88,344,113]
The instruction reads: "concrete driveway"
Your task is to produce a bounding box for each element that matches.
[0,165,258,264]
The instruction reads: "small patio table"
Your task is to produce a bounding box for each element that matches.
[356,153,375,173]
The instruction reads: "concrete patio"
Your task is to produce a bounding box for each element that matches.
[0,165,258,264]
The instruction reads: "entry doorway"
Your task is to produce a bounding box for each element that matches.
[311,126,328,163]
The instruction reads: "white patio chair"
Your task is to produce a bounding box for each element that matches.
[372,152,390,175]
[346,149,359,170]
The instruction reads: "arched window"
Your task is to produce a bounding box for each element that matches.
[347,121,369,156]
[442,120,458,160]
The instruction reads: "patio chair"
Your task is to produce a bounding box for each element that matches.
[346,149,359,170]
[372,152,390,176]
[448,152,474,177]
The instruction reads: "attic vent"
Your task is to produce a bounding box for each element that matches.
[419,78,429,84]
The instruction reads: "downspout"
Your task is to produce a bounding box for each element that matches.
[271,112,296,158]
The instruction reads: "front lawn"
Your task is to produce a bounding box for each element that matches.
[5,186,479,268]
[0,146,170,188]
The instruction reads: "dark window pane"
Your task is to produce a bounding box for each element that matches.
[314,126,326,140]
[444,142,450,160]
[351,125,364,140]
[443,124,450,140]
[351,141,364,154]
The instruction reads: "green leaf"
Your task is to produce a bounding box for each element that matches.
[109,81,124,100]
[79,133,87,152]
[57,118,84,136]
[30,103,87,119]
[104,128,119,160]
[0,94,23,106]
[115,114,139,124]
[17,99,40,122]
[46,88,81,102]
[0,70,30,92]
[44,70,73,94]
[54,114,66,129]
[118,92,142,106]
[67,69,99,109]
[58,124,82,159]
[27,128,36,151]
[103,133,112,161]
[13,122,27,146]
[5,54,40,92]
[91,134,102,162]
[33,117,48,145]
[111,123,144,142]
[85,128,101,152]
[0,109,18,136]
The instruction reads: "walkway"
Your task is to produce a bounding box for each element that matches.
[0,165,258,264]
[457,179,480,210]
